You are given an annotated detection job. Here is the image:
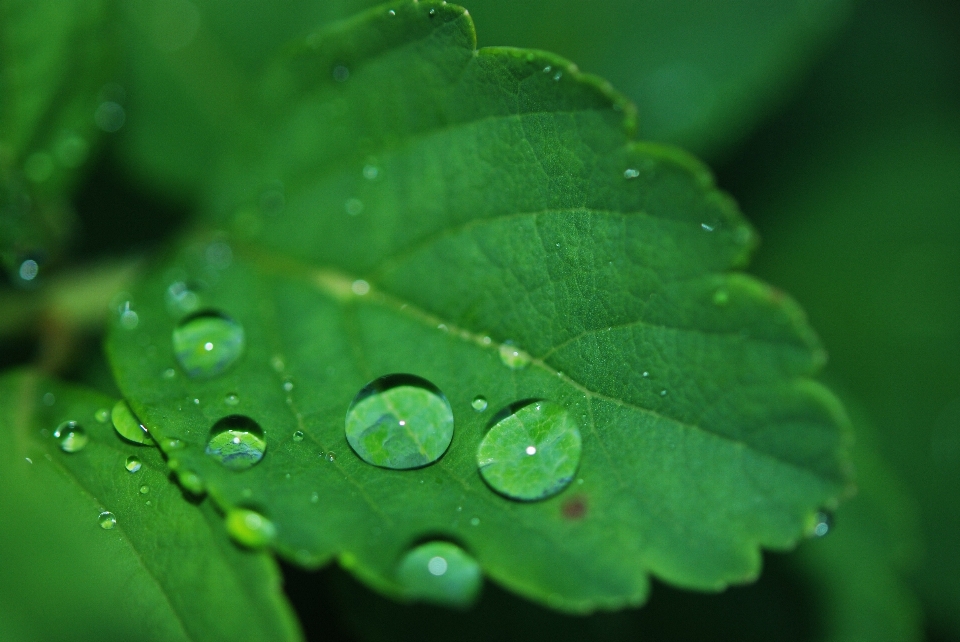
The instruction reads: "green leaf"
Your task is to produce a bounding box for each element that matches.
[0,0,118,274]
[107,1,850,612]
[0,370,303,641]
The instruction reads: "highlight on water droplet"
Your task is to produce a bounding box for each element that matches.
[125,455,142,473]
[344,374,454,470]
[112,400,150,444]
[172,311,245,378]
[54,421,88,453]
[477,400,582,501]
[205,415,266,471]
[471,396,488,412]
[498,341,531,370]
[226,508,276,548]
[396,541,482,607]
[98,511,117,530]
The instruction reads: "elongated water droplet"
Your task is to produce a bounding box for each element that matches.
[172,311,245,378]
[345,374,453,469]
[54,421,88,453]
[206,415,266,471]
[125,455,142,473]
[226,508,275,548]
[397,541,482,607]
[477,401,582,501]
[498,341,530,369]
[98,511,117,529]
[112,400,150,444]
[471,396,488,412]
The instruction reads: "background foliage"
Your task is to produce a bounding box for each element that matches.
[1,0,957,640]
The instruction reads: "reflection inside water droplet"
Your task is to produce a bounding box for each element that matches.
[54,421,88,453]
[125,455,142,473]
[206,415,266,471]
[345,374,454,470]
[172,311,245,378]
[477,401,582,501]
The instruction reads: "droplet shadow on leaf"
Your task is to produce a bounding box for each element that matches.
[282,553,818,642]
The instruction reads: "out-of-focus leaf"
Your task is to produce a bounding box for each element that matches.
[0,370,303,641]
[108,1,849,613]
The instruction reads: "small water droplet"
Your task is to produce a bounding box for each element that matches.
[470,517,480,526]
[811,511,833,537]
[206,415,266,471]
[477,401,582,501]
[166,281,200,314]
[25,457,33,464]
[428,8,436,17]
[471,396,488,412]
[543,65,552,73]
[642,371,649,378]
[223,393,240,407]
[332,64,350,82]
[18,259,39,281]
[145,500,152,506]
[139,485,150,495]
[125,455,142,473]
[177,469,205,494]
[660,389,668,397]
[94,408,110,423]
[388,9,396,16]
[226,508,275,548]
[118,301,139,330]
[311,491,319,503]
[345,198,363,215]
[326,451,336,462]
[363,164,379,180]
[553,71,562,81]
[293,430,305,442]
[482,336,492,345]
[351,279,370,296]
[701,223,715,232]
[172,311,245,378]
[498,341,531,369]
[283,380,294,392]
[98,511,117,529]
[112,400,150,444]
[623,168,640,179]
[713,289,729,306]
[397,541,482,606]
[54,421,88,453]
[163,438,183,450]
[345,374,454,469]
[162,368,176,380]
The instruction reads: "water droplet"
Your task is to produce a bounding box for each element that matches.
[326,451,336,462]
[388,9,396,16]
[470,517,480,526]
[363,164,379,180]
[226,508,275,548]
[332,64,350,82]
[811,511,833,537]
[345,198,363,215]
[98,511,117,529]
[162,368,176,380]
[271,355,285,372]
[125,455,142,473]
[713,289,729,306]
[428,8,436,17]
[118,301,139,329]
[25,457,33,464]
[553,71,562,81]
[351,279,370,296]
[225,392,240,406]
[177,469,205,495]
[94,102,125,132]
[293,430,304,442]
[165,281,200,314]
[145,500,152,506]
[660,389,668,397]
[471,396,488,412]
[345,374,454,470]
[206,415,266,471]
[311,491,319,503]
[623,168,640,179]
[396,541,482,607]
[54,421,88,453]
[543,65,552,73]
[140,485,150,495]
[498,342,531,369]
[642,371,649,378]
[94,408,110,423]
[172,311,245,378]
[283,380,294,392]
[163,438,184,450]
[477,401,582,501]
[112,400,150,444]
[701,223,715,232]
[18,259,39,281]
[42,392,55,406]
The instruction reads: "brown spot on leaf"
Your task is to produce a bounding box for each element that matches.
[561,495,588,520]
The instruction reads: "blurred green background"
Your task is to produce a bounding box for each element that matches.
[1,0,958,640]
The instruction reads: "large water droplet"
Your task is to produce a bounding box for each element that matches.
[498,342,531,369]
[226,508,275,548]
[396,541,482,607]
[54,421,88,453]
[345,374,454,469]
[477,401,582,501]
[172,311,245,378]
[205,415,266,471]
[98,511,117,529]
[125,455,142,473]
[112,400,150,444]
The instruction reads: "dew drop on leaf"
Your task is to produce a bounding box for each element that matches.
[396,541,482,607]
[292,430,304,442]
[94,408,110,423]
[471,396,488,412]
[139,485,150,495]
[498,341,531,369]
[125,455,142,473]
[112,400,151,444]
[477,401,582,501]
[98,511,117,530]
[172,311,245,378]
[226,508,276,548]
[225,392,240,406]
[54,421,88,453]
[205,415,266,471]
[345,374,454,470]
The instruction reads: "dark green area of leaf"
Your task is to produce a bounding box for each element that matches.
[107,1,850,613]
[0,370,303,641]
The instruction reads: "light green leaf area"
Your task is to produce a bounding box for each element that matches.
[0,371,303,642]
[0,0,117,271]
[108,1,850,612]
